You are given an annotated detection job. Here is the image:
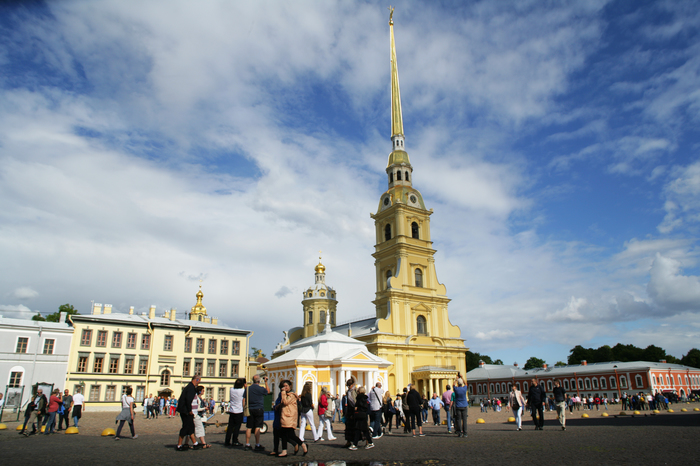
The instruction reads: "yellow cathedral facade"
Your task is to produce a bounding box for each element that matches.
[272,12,467,396]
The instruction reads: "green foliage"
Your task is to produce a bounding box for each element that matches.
[31,313,45,321]
[250,347,266,359]
[567,343,679,364]
[493,359,504,365]
[681,348,700,368]
[554,361,567,367]
[465,351,494,371]
[523,356,545,370]
[45,303,79,322]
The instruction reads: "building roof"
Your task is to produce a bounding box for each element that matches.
[332,317,379,338]
[70,313,251,334]
[268,324,391,367]
[466,361,699,381]
[0,316,73,332]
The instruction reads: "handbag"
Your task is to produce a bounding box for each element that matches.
[244,386,250,417]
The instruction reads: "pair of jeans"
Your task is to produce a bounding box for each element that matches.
[531,403,544,428]
[317,416,334,439]
[454,407,468,434]
[116,419,135,437]
[443,406,452,430]
[556,402,567,428]
[513,406,523,428]
[58,412,70,429]
[225,412,243,445]
[44,411,57,434]
[298,410,318,442]
[421,408,428,423]
[432,409,440,425]
[369,410,382,436]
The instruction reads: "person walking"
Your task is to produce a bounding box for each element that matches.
[509,385,526,431]
[298,381,320,443]
[428,393,443,425]
[442,385,453,433]
[453,378,469,438]
[277,380,307,457]
[553,380,567,431]
[175,375,201,451]
[343,378,357,448]
[245,374,270,452]
[72,387,84,428]
[44,389,62,434]
[421,394,429,424]
[224,378,246,447]
[57,389,72,431]
[393,392,403,431]
[527,378,546,430]
[406,384,425,437]
[382,391,394,434]
[350,386,374,450]
[115,386,138,440]
[20,389,46,436]
[317,386,337,441]
[368,382,384,439]
[192,385,211,448]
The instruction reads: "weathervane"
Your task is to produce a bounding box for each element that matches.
[388,5,394,25]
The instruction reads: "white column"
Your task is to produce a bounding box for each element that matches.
[341,370,346,394]
[369,370,374,389]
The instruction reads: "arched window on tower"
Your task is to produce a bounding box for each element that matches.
[389,172,393,183]
[160,370,171,386]
[386,269,392,289]
[411,222,419,239]
[308,311,313,325]
[416,315,427,335]
[405,171,409,181]
[330,311,335,325]
[385,224,392,241]
[397,171,402,181]
[415,268,423,288]
[320,310,326,325]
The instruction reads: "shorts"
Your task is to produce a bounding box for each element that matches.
[179,412,195,437]
[246,408,264,429]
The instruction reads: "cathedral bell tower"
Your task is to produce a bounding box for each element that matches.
[301,256,338,339]
[360,9,465,393]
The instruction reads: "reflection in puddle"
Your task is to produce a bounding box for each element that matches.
[284,461,447,466]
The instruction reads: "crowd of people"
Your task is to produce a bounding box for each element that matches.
[18,387,84,436]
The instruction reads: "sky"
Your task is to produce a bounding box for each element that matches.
[1,0,699,367]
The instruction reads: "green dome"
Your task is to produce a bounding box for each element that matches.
[387,150,411,168]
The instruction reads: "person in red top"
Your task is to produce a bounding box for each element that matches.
[45,389,62,435]
[316,386,337,441]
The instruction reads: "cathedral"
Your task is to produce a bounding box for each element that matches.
[271,12,467,397]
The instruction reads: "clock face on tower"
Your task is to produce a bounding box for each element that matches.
[383,197,390,206]
[410,195,417,204]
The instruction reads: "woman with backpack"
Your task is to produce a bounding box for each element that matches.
[509,385,526,431]
[317,386,337,441]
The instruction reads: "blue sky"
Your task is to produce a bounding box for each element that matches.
[1,0,699,366]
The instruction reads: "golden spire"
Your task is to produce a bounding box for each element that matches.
[190,282,207,317]
[389,6,404,138]
[315,250,325,273]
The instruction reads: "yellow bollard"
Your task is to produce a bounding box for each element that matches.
[619,411,627,415]
[476,418,485,424]
[681,408,687,412]
[65,426,79,434]
[507,417,515,423]
[581,413,589,418]
[667,409,674,413]
[41,425,46,433]
[101,428,116,436]
[653,410,660,414]
[601,412,609,417]
[0,423,7,430]
[633,410,641,415]
[16,425,24,431]
[694,408,699,412]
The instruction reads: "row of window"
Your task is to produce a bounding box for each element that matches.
[307,310,336,325]
[384,222,420,242]
[15,337,55,354]
[82,384,229,403]
[653,373,700,386]
[384,267,424,288]
[80,329,240,355]
[388,170,410,183]
[475,375,634,396]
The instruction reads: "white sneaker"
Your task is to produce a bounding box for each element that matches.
[365,443,375,449]
[348,445,358,451]
[328,436,337,440]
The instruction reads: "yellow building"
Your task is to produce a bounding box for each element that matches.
[274,13,467,396]
[65,287,251,410]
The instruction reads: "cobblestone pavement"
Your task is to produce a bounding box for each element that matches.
[1,406,698,465]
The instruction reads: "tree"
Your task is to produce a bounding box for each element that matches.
[568,345,593,365]
[465,351,494,371]
[523,357,545,370]
[493,359,504,365]
[31,313,45,321]
[45,303,79,322]
[681,348,700,368]
[554,361,567,367]
[249,347,266,359]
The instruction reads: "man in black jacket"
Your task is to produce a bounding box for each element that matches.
[405,384,424,437]
[176,375,201,451]
[527,378,546,430]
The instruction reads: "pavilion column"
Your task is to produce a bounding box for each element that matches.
[341,370,346,393]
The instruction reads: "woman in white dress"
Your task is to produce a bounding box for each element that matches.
[192,386,211,448]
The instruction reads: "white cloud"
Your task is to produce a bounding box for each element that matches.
[13,287,38,299]
[475,329,514,341]
[0,304,36,319]
[659,160,700,233]
[647,253,700,314]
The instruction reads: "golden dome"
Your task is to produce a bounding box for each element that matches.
[315,261,326,273]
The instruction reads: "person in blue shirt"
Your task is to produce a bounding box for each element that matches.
[453,378,469,437]
[428,393,443,425]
